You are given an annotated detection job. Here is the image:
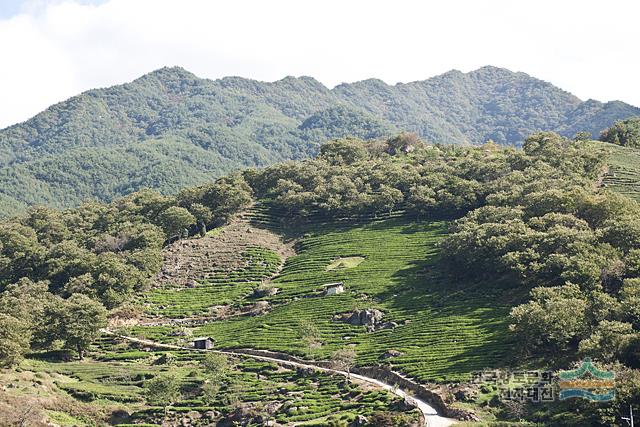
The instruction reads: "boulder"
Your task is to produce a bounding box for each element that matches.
[381,349,403,359]
[380,321,398,330]
[452,385,479,402]
[336,309,384,330]
[252,286,279,298]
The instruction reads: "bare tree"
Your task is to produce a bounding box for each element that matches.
[331,348,357,379]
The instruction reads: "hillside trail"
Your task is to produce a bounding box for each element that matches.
[101,329,455,427]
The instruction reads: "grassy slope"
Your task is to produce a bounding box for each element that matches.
[130,210,516,383]
[601,142,640,201]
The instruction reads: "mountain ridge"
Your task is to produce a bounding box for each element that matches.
[0,65,638,216]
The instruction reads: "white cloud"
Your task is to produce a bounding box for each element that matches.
[0,0,639,129]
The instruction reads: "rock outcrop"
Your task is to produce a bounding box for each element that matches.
[334,309,398,332]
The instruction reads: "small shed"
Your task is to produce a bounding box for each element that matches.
[193,337,214,350]
[324,282,345,296]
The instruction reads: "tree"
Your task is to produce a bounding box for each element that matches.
[176,186,214,225]
[600,215,640,253]
[201,175,254,225]
[0,222,45,284]
[145,374,181,416]
[0,313,31,367]
[371,185,404,215]
[201,352,232,382]
[319,138,368,165]
[407,185,437,215]
[523,132,567,158]
[620,278,640,328]
[45,240,96,290]
[61,294,107,359]
[156,206,196,238]
[330,348,357,378]
[298,319,322,355]
[119,189,173,220]
[199,353,234,405]
[509,284,588,351]
[94,252,146,308]
[600,117,640,147]
[0,277,51,323]
[579,320,637,363]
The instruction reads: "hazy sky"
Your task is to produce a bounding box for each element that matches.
[1,0,639,129]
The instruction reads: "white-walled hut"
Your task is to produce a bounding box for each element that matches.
[323,282,345,296]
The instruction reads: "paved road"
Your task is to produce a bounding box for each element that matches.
[101,329,455,427]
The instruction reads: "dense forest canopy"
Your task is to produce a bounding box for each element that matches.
[0,66,638,217]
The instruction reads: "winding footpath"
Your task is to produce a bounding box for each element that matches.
[101,329,455,427]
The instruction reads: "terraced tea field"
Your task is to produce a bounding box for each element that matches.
[19,335,418,426]
[145,246,282,318]
[128,209,515,383]
[602,142,640,201]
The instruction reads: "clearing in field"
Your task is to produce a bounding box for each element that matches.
[326,256,365,271]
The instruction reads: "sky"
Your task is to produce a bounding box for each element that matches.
[0,0,639,129]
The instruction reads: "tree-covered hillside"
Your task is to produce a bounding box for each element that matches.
[2,132,640,425]
[1,66,638,216]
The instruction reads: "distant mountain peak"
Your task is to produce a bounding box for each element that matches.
[134,66,198,83]
[1,65,639,216]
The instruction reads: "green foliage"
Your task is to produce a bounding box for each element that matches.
[201,353,232,382]
[2,129,640,423]
[319,137,369,165]
[1,66,638,217]
[247,135,512,219]
[600,116,640,147]
[438,133,640,372]
[144,373,181,408]
[60,294,108,358]
[0,313,31,367]
[0,173,252,313]
[578,320,637,363]
[32,293,107,358]
[509,284,588,350]
[156,206,196,238]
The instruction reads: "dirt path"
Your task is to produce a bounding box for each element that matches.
[101,329,455,427]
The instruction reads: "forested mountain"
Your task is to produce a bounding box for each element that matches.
[1,65,638,216]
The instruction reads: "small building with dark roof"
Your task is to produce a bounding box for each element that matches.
[193,337,214,350]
